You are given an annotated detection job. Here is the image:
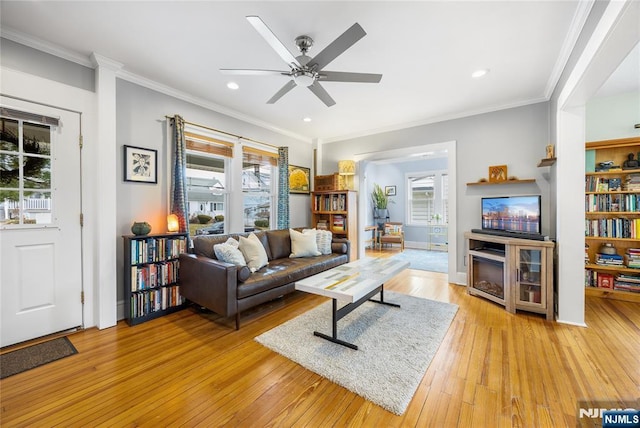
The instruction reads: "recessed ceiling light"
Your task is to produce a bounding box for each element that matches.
[303,117,312,122]
[471,69,489,78]
[227,81,239,90]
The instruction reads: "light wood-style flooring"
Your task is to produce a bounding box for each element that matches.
[1,249,639,427]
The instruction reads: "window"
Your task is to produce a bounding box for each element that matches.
[407,171,448,225]
[184,130,231,234]
[242,145,277,231]
[0,117,53,226]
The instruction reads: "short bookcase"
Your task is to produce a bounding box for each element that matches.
[123,232,188,326]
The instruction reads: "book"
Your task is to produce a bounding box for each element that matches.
[597,273,614,289]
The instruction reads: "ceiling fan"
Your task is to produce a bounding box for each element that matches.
[220,16,382,107]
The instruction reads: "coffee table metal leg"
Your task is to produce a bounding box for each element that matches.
[313,285,400,350]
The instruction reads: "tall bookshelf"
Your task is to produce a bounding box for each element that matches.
[123,232,188,325]
[585,137,640,302]
[311,190,358,260]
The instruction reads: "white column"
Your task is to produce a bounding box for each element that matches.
[91,53,122,329]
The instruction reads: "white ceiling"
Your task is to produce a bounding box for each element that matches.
[0,1,598,142]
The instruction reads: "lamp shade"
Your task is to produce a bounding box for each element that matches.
[167,214,180,232]
[338,160,356,175]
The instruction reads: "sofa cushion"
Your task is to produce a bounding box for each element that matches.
[304,228,332,255]
[236,253,348,299]
[213,238,246,266]
[239,233,269,272]
[289,228,321,258]
[266,229,291,260]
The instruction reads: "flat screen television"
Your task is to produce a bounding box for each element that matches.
[481,195,541,235]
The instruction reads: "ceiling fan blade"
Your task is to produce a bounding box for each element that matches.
[319,71,382,83]
[267,80,297,104]
[308,81,336,107]
[220,69,289,76]
[246,16,300,67]
[308,23,366,70]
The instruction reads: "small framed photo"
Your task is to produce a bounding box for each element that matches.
[288,165,311,194]
[385,185,397,196]
[488,165,508,183]
[124,145,157,184]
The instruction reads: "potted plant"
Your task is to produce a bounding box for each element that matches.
[371,183,390,220]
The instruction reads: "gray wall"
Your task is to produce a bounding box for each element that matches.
[0,37,95,91]
[321,102,551,274]
[587,91,640,140]
[115,79,313,303]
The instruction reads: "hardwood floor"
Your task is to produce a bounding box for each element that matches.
[2,249,639,427]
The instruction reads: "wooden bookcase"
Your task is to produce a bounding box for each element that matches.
[311,190,358,260]
[585,137,640,302]
[465,231,555,320]
[123,232,188,326]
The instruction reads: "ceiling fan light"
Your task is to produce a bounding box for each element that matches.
[293,71,316,87]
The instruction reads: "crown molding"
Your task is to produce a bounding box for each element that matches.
[544,0,595,98]
[1,27,94,68]
[116,69,312,144]
[321,96,549,144]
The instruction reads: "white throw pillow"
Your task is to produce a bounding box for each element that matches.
[290,228,321,258]
[303,228,332,255]
[239,233,269,272]
[213,241,246,267]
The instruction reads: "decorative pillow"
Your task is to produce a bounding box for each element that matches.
[239,233,269,272]
[304,228,332,255]
[290,228,321,258]
[213,238,246,267]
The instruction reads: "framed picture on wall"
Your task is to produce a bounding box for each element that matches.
[288,165,311,194]
[123,145,157,184]
[385,185,397,196]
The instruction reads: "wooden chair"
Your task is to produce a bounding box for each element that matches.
[378,222,404,251]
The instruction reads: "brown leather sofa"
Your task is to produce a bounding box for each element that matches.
[179,228,350,329]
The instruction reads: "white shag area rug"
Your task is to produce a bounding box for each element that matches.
[255,291,458,415]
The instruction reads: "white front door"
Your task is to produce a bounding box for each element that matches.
[0,98,83,347]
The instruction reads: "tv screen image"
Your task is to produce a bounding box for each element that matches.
[481,195,541,234]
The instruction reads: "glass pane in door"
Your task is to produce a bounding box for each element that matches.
[518,248,542,304]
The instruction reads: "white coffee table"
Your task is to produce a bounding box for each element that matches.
[295,257,410,350]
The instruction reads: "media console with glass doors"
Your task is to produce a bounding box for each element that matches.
[465,231,555,320]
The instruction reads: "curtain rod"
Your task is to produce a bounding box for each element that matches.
[165,115,278,149]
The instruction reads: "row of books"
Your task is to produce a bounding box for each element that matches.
[313,194,348,212]
[623,173,640,191]
[130,236,186,265]
[585,218,640,239]
[585,193,640,212]
[585,176,622,192]
[130,260,179,291]
[130,285,184,318]
[333,215,345,231]
[594,253,623,266]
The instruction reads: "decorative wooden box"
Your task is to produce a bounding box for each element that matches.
[314,173,340,191]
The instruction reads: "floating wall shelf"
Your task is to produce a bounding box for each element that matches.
[537,157,557,167]
[466,179,536,186]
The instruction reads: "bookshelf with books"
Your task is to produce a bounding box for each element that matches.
[311,190,358,260]
[585,137,640,302]
[123,232,188,325]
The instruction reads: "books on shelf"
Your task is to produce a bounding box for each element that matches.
[585,217,640,239]
[585,193,640,212]
[130,285,184,318]
[332,215,345,231]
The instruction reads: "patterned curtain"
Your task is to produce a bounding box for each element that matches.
[277,146,289,230]
[170,115,189,236]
